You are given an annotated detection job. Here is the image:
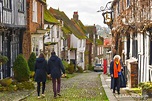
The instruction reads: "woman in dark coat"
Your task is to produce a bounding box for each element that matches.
[34,53,47,98]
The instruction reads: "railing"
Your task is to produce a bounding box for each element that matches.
[149,65,152,82]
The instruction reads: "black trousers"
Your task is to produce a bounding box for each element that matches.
[113,76,120,93]
[37,82,46,96]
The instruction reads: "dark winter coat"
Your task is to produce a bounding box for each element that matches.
[110,61,126,88]
[34,58,47,82]
[47,55,65,79]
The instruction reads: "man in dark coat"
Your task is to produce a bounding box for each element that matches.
[34,53,47,98]
[47,51,65,98]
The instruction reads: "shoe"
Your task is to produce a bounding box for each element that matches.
[42,94,45,97]
[54,96,57,99]
[57,93,61,96]
[37,96,41,99]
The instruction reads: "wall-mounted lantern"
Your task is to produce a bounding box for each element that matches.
[97,1,113,29]
[102,11,113,27]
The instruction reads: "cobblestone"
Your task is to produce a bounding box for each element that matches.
[0,71,107,101]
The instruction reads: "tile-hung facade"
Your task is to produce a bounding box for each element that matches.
[0,0,27,79]
[111,0,152,83]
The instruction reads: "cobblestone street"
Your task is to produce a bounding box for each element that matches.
[0,71,108,101]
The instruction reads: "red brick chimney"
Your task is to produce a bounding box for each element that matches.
[73,11,79,21]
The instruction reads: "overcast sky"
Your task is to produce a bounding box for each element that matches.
[46,0,112,27]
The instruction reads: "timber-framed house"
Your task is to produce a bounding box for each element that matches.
[0,0,27,79]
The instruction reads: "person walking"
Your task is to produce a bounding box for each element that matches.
[110,55,122,94]
[34,53,47,98]
[47,51,65,98]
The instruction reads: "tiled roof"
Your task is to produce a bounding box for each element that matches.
[71,19,87,38]
[44,8,59,24]
[85,26,96,42]
[49,7,87,39]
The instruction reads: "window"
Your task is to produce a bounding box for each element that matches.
[80,53,83,62]
[0,3,2,23]
[126,0,130,7]
[18,0,24,11]
[11,35,19,66]
[0,34,2,53]
[80,40,82,48]
[150,40,152,65]
[117,1,120,15]
[57,26,59,38]
[3,0,11,9]
[32,0,37,22]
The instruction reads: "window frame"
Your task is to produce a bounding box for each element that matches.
[3,0,11,9]
[18,0,24,12]
[32,0,37,22]
[126,0,130,8]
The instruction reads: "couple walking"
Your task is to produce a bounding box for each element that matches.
[34,51,65,99]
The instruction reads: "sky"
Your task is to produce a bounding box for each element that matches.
[46,0,112,27]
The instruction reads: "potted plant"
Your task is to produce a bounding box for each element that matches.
[0,55,8,65]
[139,82,152,98]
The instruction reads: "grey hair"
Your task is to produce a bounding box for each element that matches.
[113,55,120,60]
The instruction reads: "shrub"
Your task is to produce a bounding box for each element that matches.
[13,54,30,82]
[62,60,69,70]
[0,55,8,65]
[28,52,36,71]
[77,66,83,73]
[16,81,35,90]
[67,62,75,74]
[88,64,94,71]
[139,82,152,90]
[0,77,12,87]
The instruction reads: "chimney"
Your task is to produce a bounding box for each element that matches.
[73,11,79,21]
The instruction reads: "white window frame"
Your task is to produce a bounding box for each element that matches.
[117,1,120,15]
[32,0,37,22]
[18,0,24,11]
[3,0,11,9]
[0,3,2,23]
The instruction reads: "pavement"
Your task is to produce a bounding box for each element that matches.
[100,73,136,101]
